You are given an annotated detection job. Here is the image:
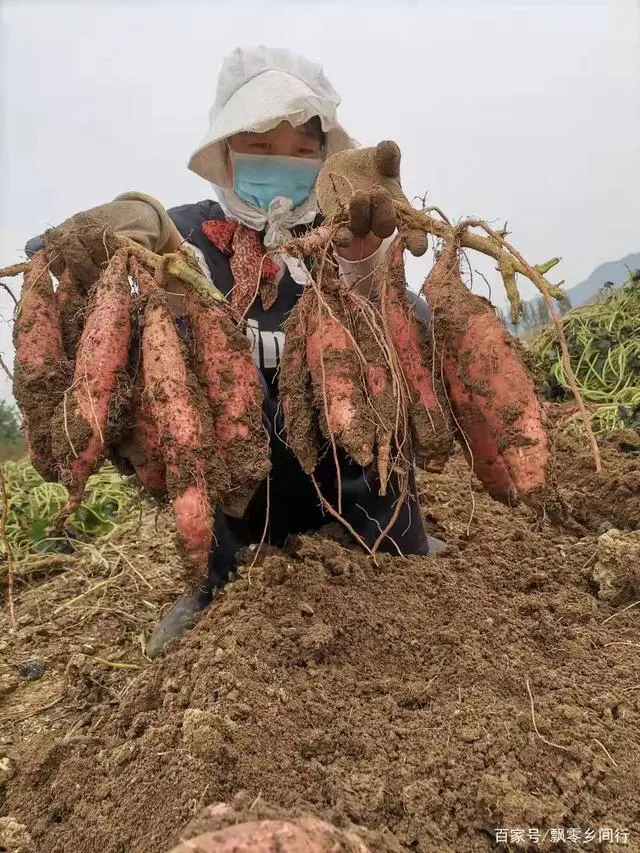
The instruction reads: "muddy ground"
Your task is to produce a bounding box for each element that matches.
[1,426,639,853]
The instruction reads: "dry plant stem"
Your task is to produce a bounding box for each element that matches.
[0,262,29,278]
[0,354,13,381]
[0,468,17,630]
[372,472,410,554]
[592,738,618,769]
[92,657,143,671]
[0,280,18,306]
[248,475,271,575]
[1,553,78,581]
[310,473,374,559]
[549,301,601,472]
[114,236,226,304]
[0,242,226,305]
[392,202,565,302]
[422,205,451,225]
[602,599,640,625]
[526,677,569,752]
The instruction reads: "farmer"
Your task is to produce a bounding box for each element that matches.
[27,46,444,657]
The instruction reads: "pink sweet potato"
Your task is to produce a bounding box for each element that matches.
[131,390,167,498]
[305,286,375,468]
[117,376,167,499]
[350,298,396,493]
[51,249,132,514]
[12,250,68,480]
[280,296,320,474]
[55,267,87,359]
[185,291,271,518]
[166,817,372,853]
[380,237,453,470]
[141,288,212,575]
[422,240,550,504]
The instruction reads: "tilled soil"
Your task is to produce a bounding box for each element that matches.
[1,429,639,853]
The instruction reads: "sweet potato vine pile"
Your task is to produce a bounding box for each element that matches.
[0,145,597,574]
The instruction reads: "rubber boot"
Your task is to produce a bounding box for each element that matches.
[146,587,212,659]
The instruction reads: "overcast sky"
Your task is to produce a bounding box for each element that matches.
[1,0,639,403]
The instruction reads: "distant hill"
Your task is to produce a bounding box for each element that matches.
[564,252,640,307]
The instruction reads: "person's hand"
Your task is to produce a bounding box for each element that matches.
[316,140,428,259]
[43,208,121,286]
[34,193,178,288]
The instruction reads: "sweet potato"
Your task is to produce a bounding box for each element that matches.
[422,239,550,504]
[141,288,213,575]
[305,284,375,468]
[55,267,86,359]
[166,817,372,853]
[280,293,320,474]
[380,237,453,470]
[13,251,69,481]
[283,224,334,257]
[117,375,167,499]
[51,249,132,514]
[352,299,396,493]
[184,290,271,518]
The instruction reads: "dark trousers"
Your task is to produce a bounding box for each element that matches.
[202,384,430,595]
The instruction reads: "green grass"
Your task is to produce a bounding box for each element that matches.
[1,458,142,560]
[529,272,640,433]
[0,438,26,464]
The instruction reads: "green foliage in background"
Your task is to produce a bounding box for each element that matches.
[0,400,21,442]
[529,271,640,433]
[0,401,25,463]
[1,459,142,560]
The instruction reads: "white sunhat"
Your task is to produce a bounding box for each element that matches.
[188,45,356,187]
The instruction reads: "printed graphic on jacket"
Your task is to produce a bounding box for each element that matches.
[246,319,285,371]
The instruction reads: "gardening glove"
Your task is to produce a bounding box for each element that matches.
[27,192,176,288]
[316,140,428,257]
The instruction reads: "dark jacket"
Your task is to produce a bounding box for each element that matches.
[167,199,315,387]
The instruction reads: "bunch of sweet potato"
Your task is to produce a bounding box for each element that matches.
[280,232,551,507]
[280,235,454,495]
[9,217,552,576]
[11,248,270,579]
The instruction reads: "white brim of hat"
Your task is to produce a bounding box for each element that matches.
[188,68,355,186]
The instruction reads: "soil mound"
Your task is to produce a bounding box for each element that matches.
[3,439,639,853]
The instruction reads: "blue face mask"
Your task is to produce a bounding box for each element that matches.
[230,151,322,211]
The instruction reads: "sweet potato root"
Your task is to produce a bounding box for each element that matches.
[117,374,167,499]
[141,288,213,575]
[381,237,453,470]
[55,267,86,359]
[422,239,550,504]
[166,817,372,853]
[51,249,132,515]
[351,299,396,493]
[305,285,375,468]
[283,224,335,257]
[12,250,69,480]
[280,293,320,474]
[184,290,271,518]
